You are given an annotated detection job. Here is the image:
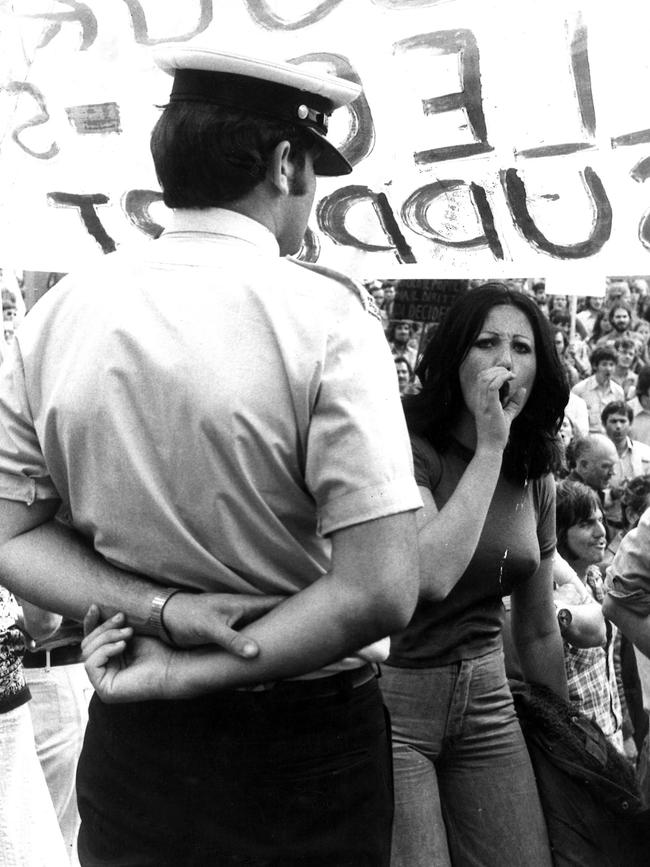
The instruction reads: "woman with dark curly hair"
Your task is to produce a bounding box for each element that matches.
[381,283,570,867]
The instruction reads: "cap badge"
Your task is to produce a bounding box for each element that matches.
[297,104,310,120]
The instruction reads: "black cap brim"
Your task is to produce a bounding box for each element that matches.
[307,128,353,177]
[155,46,359,178]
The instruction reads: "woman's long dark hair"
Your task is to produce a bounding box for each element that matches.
[403,282,569,482]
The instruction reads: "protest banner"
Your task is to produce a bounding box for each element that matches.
[2,1,650,278]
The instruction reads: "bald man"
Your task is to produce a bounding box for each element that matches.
[568,434,618,539]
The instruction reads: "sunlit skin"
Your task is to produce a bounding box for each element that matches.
[559,415,574,448]
[578,436,617,490]
[456,305,536,440]
[604,412,631,452]
[278,150,317,256]
[393,322,411,345]
[611,307,631,333]
[564,510,607,574]
[551,295,568,312]
[533,287,546,303]
[594,358,615,386]
[587,296,603,311]
[394,360,411,393]
[616,347,636,369]
[383,285,396,304]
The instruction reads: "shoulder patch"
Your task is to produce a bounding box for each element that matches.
[291,259,383,321]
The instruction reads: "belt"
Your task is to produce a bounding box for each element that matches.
[23,644,82,669]
[235,663,377,697]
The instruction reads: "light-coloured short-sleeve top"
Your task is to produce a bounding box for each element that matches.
[0,210,420,596]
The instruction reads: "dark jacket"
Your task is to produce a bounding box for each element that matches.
[511,680,650,866]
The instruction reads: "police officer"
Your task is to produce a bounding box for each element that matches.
[0,45,420,865]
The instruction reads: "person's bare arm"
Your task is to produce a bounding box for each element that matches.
[15,600,61,643]
[416,447,503,600]
[555,595,607,649]
[603,594,650,658]
[83,510,420,702]
[553,556,606,648]
[417,365,526,601]
[511,556,569,699]
[0,498,282,657]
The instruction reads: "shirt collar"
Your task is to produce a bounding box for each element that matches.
[163,208,280,257]
[591,375,615,391]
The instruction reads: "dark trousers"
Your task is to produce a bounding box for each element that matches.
[76,675,393,866]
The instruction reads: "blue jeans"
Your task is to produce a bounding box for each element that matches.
[77,674,393,866]
[380,648,552,867]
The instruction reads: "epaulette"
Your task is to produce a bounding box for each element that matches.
[291,259,382,322]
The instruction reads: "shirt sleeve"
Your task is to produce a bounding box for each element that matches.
[0,338,59,504]
[305,293,422,536]
[411,435,442,491]
[605,509,650,615]
[534,473,556,560]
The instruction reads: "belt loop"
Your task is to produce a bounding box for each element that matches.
[45,649,51,673]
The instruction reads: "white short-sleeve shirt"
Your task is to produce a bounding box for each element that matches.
[0,209,421,598]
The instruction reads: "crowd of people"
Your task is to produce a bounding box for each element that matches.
[371,275,650,862]
[4,39,650,867]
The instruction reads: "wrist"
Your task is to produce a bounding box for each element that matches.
[473,443,506,465]
[143,588,182,646]
[557,607,573,632]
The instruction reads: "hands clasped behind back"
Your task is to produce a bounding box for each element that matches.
[81,591,286,702]
[162,591,286,654]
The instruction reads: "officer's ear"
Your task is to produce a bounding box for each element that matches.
[267,140,293,196]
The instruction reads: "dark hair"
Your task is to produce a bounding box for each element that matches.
[549,309,588,340]
[608,302,633,326]
[614,337,637,352]
[636,365,650,397]
[590,309,611,343]
[555,479,602,558]
[394,355,413,377]
[590,345,617,368]
[150,102,316,208]
[388,320,414,342]
[403,282,568,482]
[601,400,633,426]
[638,297,650,322]
[552,326,567,351]
[621,474,650,528]
[549,310,570,329]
